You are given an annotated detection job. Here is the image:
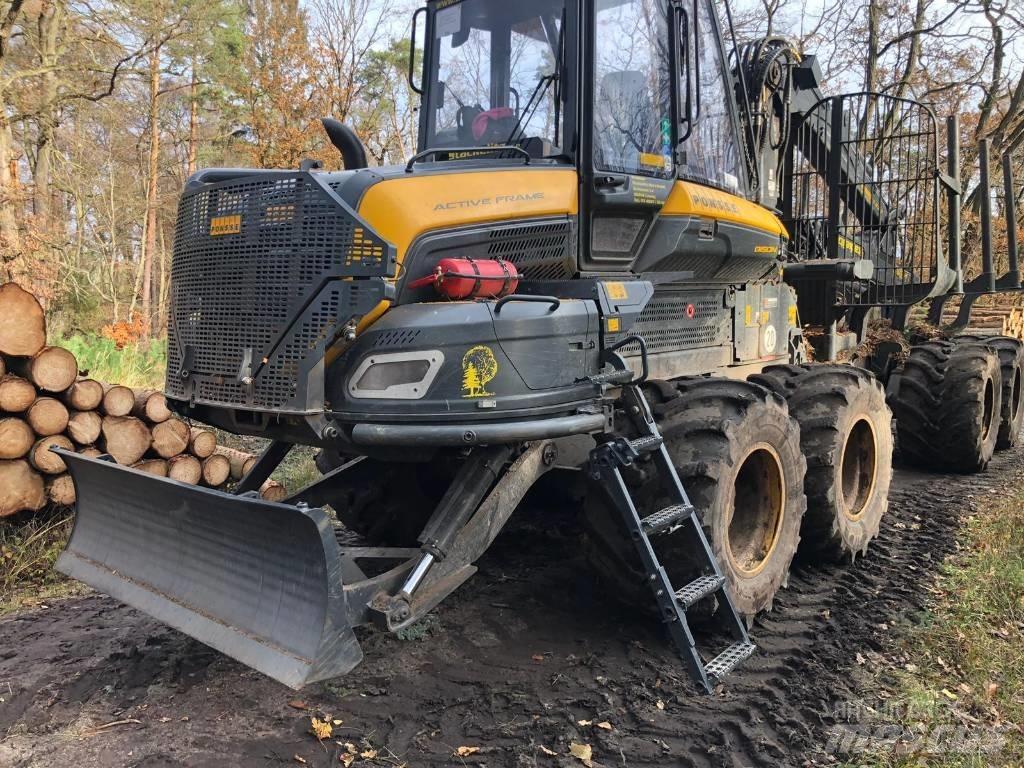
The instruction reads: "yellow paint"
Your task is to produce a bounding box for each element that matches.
[761,311,770,326]
[462,345,499,398]
[788,305,798,326]
[837,235,863,256]
[754,245,779,254]
[606,317,621,333]
[662,181,787,238]
[639,152,669,169]
[745,305,753,326]
[210,214,241,236]
[353,169,579,337]
[604,282,628,300]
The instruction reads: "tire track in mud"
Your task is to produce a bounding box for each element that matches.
[1,451,1022,768]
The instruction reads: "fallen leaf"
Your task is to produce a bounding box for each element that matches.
[958,683,973,695]
[855,653,866,665]
[577,719,592,726]
[310,717,333,740]
[360,749,378,759]
[288,700,308,710]
[986,682,1000,699]
[656,700,665,710]
[340,755,355,767]
[344,743,358,754]
[539,745,558,756]
[532,654,545,662]
[332,719,343,726]
[569,742,592,762]
[941,689,958,701]
[455,746,480,757]
[294,757,307,765]
[597,721,613,731]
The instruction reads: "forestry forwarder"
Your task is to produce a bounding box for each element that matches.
[55,0,1024,693]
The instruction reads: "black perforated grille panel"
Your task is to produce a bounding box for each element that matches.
[628,290,726,354]
[166,172,391,411]
[486,221,575,280]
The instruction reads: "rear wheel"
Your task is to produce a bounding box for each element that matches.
[889,341,1002,473]
[750,365,892,561]
[585,378,807,620]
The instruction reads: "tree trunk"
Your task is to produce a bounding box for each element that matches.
[62,378,103,411]
[26,396,69,436]
[101,416,151,465]
[32,1,62,221]
[151,417,189,458]
[187,61,199,176]
[168,453,201,485]
[0,282,46,356]
[0,417,34,459]
[14,346,78,393]
[260,479,286,502]
[0,459,46,516]
[67,409,102,445]
[29,434,73,474]
[189,427,217,458]
[0,375,37,413]
[141,43,162,339]
[214,445,258,480]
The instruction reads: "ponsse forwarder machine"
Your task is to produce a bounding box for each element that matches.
[56,0,1024,693]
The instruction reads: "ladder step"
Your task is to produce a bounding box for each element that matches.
[675,575,726,608]
[705,641,757,681]
[629,435,663,453]
[640,503,692,535]
[588,369,634,385]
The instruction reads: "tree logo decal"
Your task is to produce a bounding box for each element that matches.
[461,345,498,398]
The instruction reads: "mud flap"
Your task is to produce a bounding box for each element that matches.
[55,450,362,689]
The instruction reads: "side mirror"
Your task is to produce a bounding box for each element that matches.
[321,118,368,170]
[409,7,426,94]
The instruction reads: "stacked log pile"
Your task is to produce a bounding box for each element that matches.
[0,283,284,516]
[912,297,1024,339]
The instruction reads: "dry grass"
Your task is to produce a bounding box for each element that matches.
[0,508,81,614]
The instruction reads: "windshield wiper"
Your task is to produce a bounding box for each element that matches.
[504,8,566,151]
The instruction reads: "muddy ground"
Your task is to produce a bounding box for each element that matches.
[1,449,1020,768]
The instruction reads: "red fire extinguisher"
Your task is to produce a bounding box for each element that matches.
[409,258,520,300]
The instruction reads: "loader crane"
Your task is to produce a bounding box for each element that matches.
[54,0,1023,693]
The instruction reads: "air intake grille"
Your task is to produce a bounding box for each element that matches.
[486,221,575,280]
[628,291,725,354]
[166,172,391,411]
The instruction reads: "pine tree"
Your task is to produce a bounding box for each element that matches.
[463,363,481,397]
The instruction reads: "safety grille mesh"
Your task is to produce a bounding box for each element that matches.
[166,173,388,410]
[629,291,725,354]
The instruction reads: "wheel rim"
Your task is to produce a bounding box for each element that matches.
[1012,367,1022,423]
[982,378,996,442]
[727,444,785,578]
[839,417,877,521]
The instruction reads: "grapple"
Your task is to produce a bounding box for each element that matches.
[55,450,362,689]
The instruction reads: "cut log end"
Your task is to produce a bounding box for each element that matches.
[18,347,79,393]
[0,375,38,413]
[29,435,74,475]
[0,417,35,460]
[67,410,103,446]
[26,397,70,437]
[101,384,136,417]
[0,283,46,358]
[133,389,171,423]
[260,479,287,502]
[101,416,151,466]
[151,417,190,458]
[47,474,77,506]
[167,454,202,485]
[189,428,217,459]
[132,458,169,478]
[63,379,103,411]
[0,459,47,516]
[201,454,231,487]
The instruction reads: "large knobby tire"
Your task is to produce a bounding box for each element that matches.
[585,378,807,621]
[750,364,893,561]
[889,341,1002,473]
[978,337,1024,450]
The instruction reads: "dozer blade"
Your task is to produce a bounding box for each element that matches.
[54,450,362,689]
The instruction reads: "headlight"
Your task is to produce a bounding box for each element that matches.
[347,351,444,400]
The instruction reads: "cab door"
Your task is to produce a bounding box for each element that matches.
[580,0,679,273]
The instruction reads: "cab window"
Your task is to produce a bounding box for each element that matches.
[678,0,743,193]
[592,0,674,178]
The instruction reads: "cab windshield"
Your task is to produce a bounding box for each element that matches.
[424,0,569,158]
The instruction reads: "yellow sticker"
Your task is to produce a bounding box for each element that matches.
[639,152,669,169]
[210,214,241,236]
[754,245,778,254]
[604,282,628,300]
[606,317,621,332]
[761,311,770,326]
[788,305,798,326]
[462,345,498,398]
[745,305,753,326]
[837,235,863,256]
